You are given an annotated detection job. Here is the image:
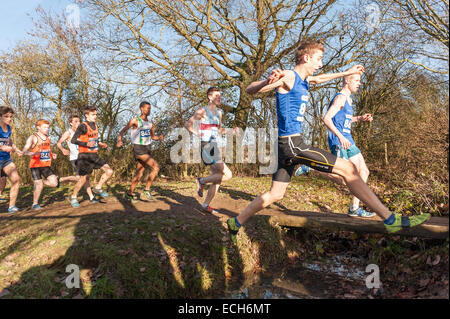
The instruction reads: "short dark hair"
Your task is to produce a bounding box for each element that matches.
[206,86,220,97]
[0,106,15,116]
[68,114,80,123]
[139,101,151,109]
[83,105,97,115]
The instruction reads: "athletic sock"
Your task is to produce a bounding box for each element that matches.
[199,178,205,185]
[349,205,359,212]
[234,217,241,228]
[202,203,209,208]
[384,213,396,225]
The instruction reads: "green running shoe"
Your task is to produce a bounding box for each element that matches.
[385,213,431,234]
[227,218,240,245]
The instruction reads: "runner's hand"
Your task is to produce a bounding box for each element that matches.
[62,149,70,156]
[339,136,352,150]
[99,142,108,149]
[345,64,365,76]
[159,135,164,141]
[52,153,57,160]
[268,68,285,84]
[360,113,373,122]
[116,140,123,148]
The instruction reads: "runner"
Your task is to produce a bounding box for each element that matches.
[294,73,376,218]
[0,106,22,213]
[22,119,59,210]
[116,101,164,201]
[226,41,430,244]
[185,87,233,213]
[56,114,97,202]
[69,106,113,208]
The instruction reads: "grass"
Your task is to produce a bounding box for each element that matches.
[0,176,448,298]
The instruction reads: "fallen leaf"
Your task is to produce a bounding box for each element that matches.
[432,255,441,266]
[49,240,56,246]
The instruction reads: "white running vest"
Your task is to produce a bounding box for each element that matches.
[130,117,153,145]
[199,107,222,142]
[68,129,79,161]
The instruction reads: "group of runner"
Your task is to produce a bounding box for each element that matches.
[0,40,430,240]
[0,102,162,211]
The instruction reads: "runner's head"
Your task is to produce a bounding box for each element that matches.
[207,87,221,106]
[0,106,14,125]
[83,106,97,122]
[36,119,50,136]
[343,73,361,94]
[139,101,151,116]
[294,41,324,76]
[69,114,81,130]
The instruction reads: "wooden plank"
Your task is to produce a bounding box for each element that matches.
[257,209,449,239]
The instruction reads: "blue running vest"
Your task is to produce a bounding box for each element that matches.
[327,93,356,148]
[276,71,309,136]
[0,125,12,160]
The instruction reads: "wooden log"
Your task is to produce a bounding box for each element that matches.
[257,209,448,239]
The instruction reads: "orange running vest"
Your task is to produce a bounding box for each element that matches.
[29,134,52,168]
[78,122,99,154]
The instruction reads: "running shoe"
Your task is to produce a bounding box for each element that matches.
[8,206,20,214]
[31,204,42,210]
[348,207,376,218]
[93,188,109,198]
[196,178,205,197]
[294,165,310,177]
[201,205,217,214]
[89,196,99,203]
[227,217,240,245]
[384,213,431,233]
[69,197,80,208]
[125,191,139,202]
[143,190,154,201]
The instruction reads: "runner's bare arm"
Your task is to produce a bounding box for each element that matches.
[56,131,71,155]
[308,65,365,85]
[117,118,138,147]
[245,70,293,95]
[352,113,373,123]
[185,109,206,136]
[22,135,38,156]
[150,124,164,141]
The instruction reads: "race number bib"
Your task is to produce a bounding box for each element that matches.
[89,138,98,151]
[40,150,51,162]
[140,128,151,138]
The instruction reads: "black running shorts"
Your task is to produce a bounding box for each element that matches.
[76,153,106,176]
[273,135,337,182]
[30,167,56,181]
[133,144,152,159]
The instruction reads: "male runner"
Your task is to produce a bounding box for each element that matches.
[69,106,113,207]
[22,119,59,210]
[227,41,430,243]
[0,106,22,213]
[294,73,376,218]
[116,101,164,201]
[185,87,233,213]
[56,114,97,202]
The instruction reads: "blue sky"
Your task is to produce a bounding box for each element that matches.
[0,0,72,52]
